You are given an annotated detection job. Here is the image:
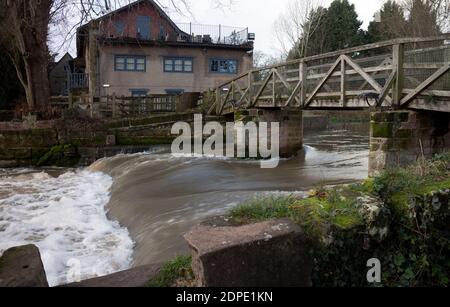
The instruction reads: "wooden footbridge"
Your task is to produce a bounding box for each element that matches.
[208,35,450,115]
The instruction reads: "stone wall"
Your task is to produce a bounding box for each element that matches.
[369,110,450,176]
[0,113,196,168]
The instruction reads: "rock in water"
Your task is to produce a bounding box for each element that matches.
[0,245,49,287]
[184,218,313,287]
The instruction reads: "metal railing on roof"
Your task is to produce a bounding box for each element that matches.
[176,23,250,46]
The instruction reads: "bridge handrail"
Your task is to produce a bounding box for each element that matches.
[209,34,450,115]
[217,34,450,89]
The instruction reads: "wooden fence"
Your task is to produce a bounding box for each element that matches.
[49,94,178,118]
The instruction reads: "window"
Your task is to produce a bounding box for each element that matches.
[114,20,125,35]
[165,89,184,95]
[115,55,146,72]
[164,57,193,73]
[209,58,238,74]
[159,23,165,40]
[130,89,149,97]
[136,16,151,40]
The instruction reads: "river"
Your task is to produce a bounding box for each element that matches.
[0,126,369,286]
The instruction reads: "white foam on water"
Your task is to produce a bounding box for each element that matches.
[0,169,134,287]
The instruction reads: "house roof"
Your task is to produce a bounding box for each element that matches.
[78,0,183,35]
[76,0,185,58]
[49,52,73,73]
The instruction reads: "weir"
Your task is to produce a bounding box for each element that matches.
[207,35,450,173]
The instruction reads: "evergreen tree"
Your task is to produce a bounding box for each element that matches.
[321,0,363,52]
[366,0,407,43]
[406,0,441,37]
[287,0,364,58]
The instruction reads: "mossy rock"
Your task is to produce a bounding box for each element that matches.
[371,122,394,138]
[37,144,80,167]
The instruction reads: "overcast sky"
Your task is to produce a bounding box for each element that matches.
[172,0,386,57]
[55,0,387,58]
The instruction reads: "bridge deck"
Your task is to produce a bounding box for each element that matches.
[208,35,450,115]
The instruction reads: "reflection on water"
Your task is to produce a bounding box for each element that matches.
[90,128,370,267]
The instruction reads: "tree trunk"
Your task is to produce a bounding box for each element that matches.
[22,38,51,110]
[2,0,52,110]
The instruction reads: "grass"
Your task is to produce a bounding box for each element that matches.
[147,256,194,287]
[229,189,364,239]
[372,153,450,215]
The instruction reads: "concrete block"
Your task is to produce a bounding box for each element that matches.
[184,219,313,287]
[0,245,49,287]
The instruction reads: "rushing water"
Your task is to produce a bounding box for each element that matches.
[0,168,133,286]
[0,127,369,286]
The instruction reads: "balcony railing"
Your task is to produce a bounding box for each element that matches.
[175,23,250,46]
[68,73,89,90]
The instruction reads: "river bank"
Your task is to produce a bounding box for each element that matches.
[141,153,450,287]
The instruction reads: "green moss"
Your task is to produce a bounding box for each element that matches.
[37,144,80,167]
[147,256,194,287]
[31,148,52,164]
[416,178,450,195]
[371,122,393,138]
[350,179,376,195]
[390,192,409,216]
[333,215,361,229]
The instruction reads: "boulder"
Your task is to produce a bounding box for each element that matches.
[184,218,313,287]
[0,245,49,287]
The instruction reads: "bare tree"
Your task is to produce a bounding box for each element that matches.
[0,0,231,112]
[252,50,282,69]
[273,0,325,59]
[429,0,450,31]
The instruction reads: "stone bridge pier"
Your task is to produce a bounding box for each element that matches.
[234,108,303,158]
[369,111,450,176]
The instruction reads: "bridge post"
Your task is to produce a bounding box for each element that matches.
[392,44,404,107]
[300,62,307,106]
[369,110,450,176]
[234,108,303,158]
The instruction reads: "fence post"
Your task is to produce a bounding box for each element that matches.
[248,71,253,104]
[112,94,117,118]
[89,95,94,118]
[175,95,180,112]
[392,43,404,108]
[340,58,346,107]
[68,92,74,109]
[300,61,307,107]
[215,88,221,115]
